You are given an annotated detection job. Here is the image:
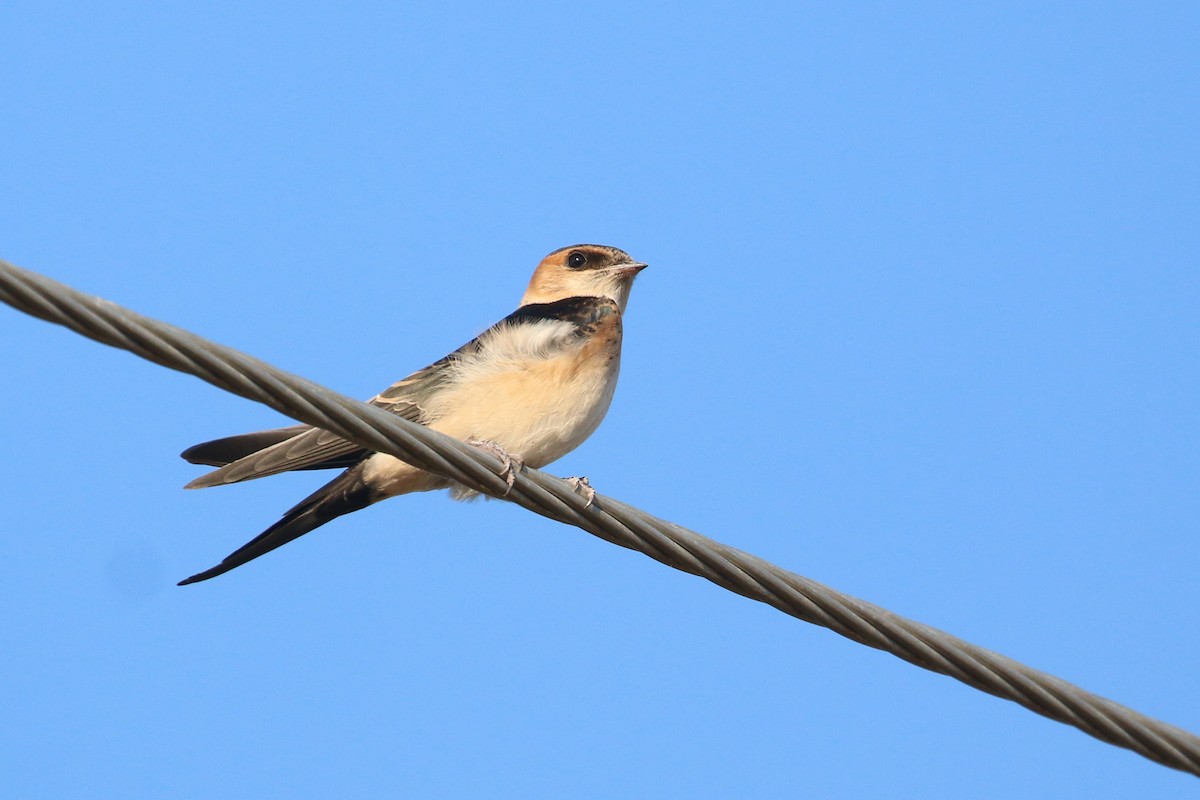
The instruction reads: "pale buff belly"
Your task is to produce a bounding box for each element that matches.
[427,347,620,468]
[360,350,619,499]
[362,311,624,499]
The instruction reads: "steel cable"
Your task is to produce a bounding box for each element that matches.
[2,257,1197,776]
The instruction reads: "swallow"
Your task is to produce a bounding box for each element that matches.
[177,244,647,585]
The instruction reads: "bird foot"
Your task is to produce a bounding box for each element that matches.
[467,439,524,495]
[563,476,596,508]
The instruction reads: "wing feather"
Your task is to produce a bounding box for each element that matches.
[182,297,601,489]
[183,349,463,488]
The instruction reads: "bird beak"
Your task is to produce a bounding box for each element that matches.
[612,262,648,278]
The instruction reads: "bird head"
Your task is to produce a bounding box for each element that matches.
[521,244,647,312]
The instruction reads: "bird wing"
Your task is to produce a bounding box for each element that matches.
[181,332,486,488]
[181,300,598,489]
[181,424,314,467]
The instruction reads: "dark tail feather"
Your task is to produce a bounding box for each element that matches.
[178,467,376,585]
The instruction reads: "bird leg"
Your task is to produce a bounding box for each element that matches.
[467,439,524,495]
[563,476,596,508]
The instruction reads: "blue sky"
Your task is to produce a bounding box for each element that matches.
[2,2,1197,796]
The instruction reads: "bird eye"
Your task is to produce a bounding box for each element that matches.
[567,251,587,269]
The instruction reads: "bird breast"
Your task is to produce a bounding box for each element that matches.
[426,314,623,468]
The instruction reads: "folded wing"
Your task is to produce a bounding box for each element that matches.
[181,335,478,488]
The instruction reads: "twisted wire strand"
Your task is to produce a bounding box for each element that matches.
[2,257,1197,777]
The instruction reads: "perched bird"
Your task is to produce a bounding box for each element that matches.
[178,244,646,585]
